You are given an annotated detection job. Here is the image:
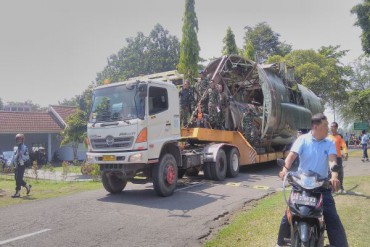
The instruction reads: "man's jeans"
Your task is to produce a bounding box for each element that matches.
[277,190,348,247]
[362,144,368,159]
[14,165,27,191]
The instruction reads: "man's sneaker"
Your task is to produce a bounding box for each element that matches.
[26,184,32,195]
[11,192,20,198]
[366,159,369,162]
[361,158,365,162]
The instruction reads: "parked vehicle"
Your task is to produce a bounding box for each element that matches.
[279,159,329,247]
[1,151,14,173]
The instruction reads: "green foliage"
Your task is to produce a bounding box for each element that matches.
[177,0,200,84]
[318,45,349,61]
[222,27,239,55]
[351,0,370,55]
[90,164,101,181]
[61,161,71,181]
[96,24,179,85]
[243,40,256,61]
[0,97,3,110]
[341,89,370,125]
[243,22,292,63]
[61,110,87,161]
[349,56,370,91]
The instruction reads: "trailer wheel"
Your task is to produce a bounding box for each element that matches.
[226,148,240,178]
[153,153,178,197]
[210,149,227,181]
[102,172,127,194]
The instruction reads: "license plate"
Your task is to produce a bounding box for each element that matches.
[291,192,317,207]
[102,155,116,161]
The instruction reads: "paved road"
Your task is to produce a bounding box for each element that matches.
[0,158,369,247]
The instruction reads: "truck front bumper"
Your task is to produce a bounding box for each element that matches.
[86,150,149,165]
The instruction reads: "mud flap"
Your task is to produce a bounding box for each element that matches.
[299,222,310,243]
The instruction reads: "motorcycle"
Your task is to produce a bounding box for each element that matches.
[278,159,330,247]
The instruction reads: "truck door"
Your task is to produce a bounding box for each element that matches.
[147,85,173,159]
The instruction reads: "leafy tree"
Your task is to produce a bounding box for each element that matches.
[177,0,200,84]
[349,56,370,90]
[222,27,238,55]
[351,0,370,55]
[244,40,256,61]
[61,109,87,161]
[340,89,370,125]
[339,56,370,125]
[0,98,3,110]
[318,45,349,61]
[243,22,292,63]
[96,24,179,85]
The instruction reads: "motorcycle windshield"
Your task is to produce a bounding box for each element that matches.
[89,83,146,123]
[292,171,325,190]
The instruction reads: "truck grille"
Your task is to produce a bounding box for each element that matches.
[91,136,134,149]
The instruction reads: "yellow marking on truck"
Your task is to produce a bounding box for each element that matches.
[226,182,241,187]
[253,185,269,190]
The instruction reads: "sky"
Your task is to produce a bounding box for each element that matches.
[0,0,364,112]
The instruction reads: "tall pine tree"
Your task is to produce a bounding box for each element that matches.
[177,0,200,84]
[222,27,238,55]
[244,40,256,61]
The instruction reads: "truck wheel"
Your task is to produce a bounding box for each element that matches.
[102,172,127,194]
[210,149,227,181]
[226,148,240,178]
[153,153,178,197]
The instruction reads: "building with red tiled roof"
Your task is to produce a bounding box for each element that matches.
[0,105,83,162]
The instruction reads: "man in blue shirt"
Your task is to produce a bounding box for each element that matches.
[10,133,32,198]
[276,113,348,247]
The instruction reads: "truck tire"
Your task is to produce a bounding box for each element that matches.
[102,172,127,194]
[210,149,227,181]
[226,148,240,178]
[153,153,178,197]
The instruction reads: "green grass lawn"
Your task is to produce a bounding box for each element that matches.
[204,176,370,247]
[0,174,102,208]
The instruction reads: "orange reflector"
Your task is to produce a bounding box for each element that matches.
[136,128,147,143]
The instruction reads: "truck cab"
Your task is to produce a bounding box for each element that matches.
[86,80,182,196]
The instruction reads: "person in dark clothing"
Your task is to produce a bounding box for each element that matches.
[179,79,195,126]
[10,133,32,198]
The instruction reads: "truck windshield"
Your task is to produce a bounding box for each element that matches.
[89,83,146,123]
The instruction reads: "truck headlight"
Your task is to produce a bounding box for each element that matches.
[128,153,142,162]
